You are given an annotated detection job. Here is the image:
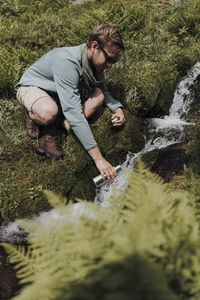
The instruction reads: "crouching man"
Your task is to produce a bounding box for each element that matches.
[15,24,125,181]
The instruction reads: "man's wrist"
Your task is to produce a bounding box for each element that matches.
[115,107,123,112]
[88,146,103,162]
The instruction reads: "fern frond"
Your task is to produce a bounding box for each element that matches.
[3,161,200,299]
[1,242,37,284]
[43,189,67,208]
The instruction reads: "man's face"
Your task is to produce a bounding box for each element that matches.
[90,42,121,72]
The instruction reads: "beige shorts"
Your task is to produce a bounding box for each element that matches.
[16,86,55,112]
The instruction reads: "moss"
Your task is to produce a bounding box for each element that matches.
[69,165,97,201]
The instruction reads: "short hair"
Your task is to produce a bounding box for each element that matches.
[86,24,125,53]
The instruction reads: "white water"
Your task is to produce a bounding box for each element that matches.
[1,63,200,243]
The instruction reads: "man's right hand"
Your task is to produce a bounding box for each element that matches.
[95,158,117,181]
[88,147,117,181]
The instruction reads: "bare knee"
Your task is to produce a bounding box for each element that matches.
[31,97,59,125]
[82,88,105,119]
[93,88,104,107]
[39,105,58,124]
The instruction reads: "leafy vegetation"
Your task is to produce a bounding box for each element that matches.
[3,162,200,299]
[1,0,200,223]
[1,1,200,298]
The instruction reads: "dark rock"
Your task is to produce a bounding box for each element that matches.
[0,247,22,299]
[144,143,187,182]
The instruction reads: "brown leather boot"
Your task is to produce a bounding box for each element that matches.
[25,112,40,139]
[37,133,64,160]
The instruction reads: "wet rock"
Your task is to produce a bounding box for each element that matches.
[0,247,21,299]
[0,223,27,244]
[144,143,187,182]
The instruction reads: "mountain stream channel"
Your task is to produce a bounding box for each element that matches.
[1,62,200,299]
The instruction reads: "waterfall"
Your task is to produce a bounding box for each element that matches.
[1,63,200,243]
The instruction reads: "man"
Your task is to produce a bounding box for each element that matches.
[15,24,125,181]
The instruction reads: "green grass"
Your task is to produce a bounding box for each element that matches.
[1,0,200,222]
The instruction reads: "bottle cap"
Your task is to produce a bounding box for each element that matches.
[111,117,119,124]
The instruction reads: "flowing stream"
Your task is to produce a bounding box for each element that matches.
[1,63,200,243]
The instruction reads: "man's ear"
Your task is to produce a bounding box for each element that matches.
[91,40,99,50]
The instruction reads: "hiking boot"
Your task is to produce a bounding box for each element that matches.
[37,135,64,159]
[25,112,40,139]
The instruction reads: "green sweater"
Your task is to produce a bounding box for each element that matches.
[15,43,123,150]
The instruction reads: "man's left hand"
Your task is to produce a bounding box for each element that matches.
[111,108,125,126]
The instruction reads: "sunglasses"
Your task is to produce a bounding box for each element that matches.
[98,43,119,64]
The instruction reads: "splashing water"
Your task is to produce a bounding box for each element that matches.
[1,63,200,243]
[94,62,200,206]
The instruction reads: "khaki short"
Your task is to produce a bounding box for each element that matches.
[16,86,55,112]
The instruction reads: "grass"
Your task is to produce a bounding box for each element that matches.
[1,0,200,222]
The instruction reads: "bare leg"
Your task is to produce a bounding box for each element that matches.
[29,96,59,125]
[62,88,104,131]
[30,96,64,159]
[82,87,104,118]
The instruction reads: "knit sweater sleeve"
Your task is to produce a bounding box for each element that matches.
[52,58,97,151]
